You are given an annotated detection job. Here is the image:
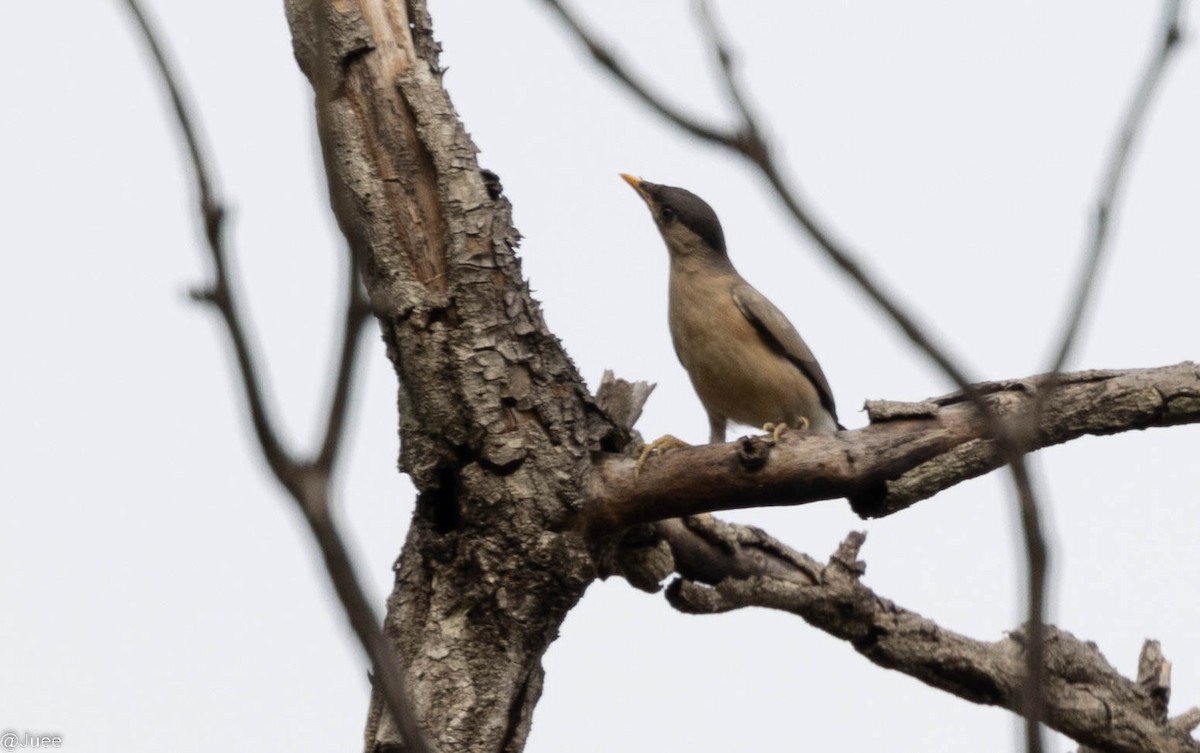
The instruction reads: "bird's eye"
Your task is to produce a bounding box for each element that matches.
[660,206,677,223]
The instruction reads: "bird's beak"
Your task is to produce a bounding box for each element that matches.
[620,173,651,203]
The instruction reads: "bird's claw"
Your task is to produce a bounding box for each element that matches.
[762,418,807,444]
[635,434,692,478]
[762,422,787,444]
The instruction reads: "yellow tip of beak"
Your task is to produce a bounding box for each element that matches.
[619,173,642,190]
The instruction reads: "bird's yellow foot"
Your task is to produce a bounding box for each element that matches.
[761,422,786,443]
[762,417,807,443]
[635,434,692,478]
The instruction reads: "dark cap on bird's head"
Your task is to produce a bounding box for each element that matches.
[621,174,726,256]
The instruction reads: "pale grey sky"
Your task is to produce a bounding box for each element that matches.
[2,2,1198,752]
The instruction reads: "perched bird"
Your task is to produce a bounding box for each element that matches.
[621,174,842,444]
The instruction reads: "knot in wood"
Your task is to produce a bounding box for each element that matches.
[736,435,772,471]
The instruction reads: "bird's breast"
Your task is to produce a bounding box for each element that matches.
[668,269,831,431]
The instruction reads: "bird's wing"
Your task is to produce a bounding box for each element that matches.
[731,283,839,420]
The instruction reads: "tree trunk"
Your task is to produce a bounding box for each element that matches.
[283,2,610,751]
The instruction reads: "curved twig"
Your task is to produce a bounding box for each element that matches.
[537,0,734,146]
[117,2,427,750]
[1050,0,1186,372]
[542,1,1051,744]
[317,255,371,471]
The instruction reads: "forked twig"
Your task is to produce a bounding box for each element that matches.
[540,2,1200,749]
[117,2,429,751]
[549,2,1188,748]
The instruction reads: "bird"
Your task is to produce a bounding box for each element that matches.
[621,173,842,446]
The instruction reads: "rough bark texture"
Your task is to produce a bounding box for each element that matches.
[283,3,620,751]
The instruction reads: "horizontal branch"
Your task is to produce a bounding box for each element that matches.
[666,532,1200,753]
[586,362,1200,537]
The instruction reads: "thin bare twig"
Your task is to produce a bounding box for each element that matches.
[318,254,371,471]
[1009,453,1046,753]
[542,0,978,393]
[537,0,733,145]
[695,7,1051,744]
[1032,5,1185,745]
[117,2,429,750]
[119,0,290,479]
[542,1,1050,747]
[1050,0,1186,372]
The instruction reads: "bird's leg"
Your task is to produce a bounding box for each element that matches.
[707,413,727,445]
[634,435,692,478]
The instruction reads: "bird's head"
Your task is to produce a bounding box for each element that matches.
[621,174,729,265]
